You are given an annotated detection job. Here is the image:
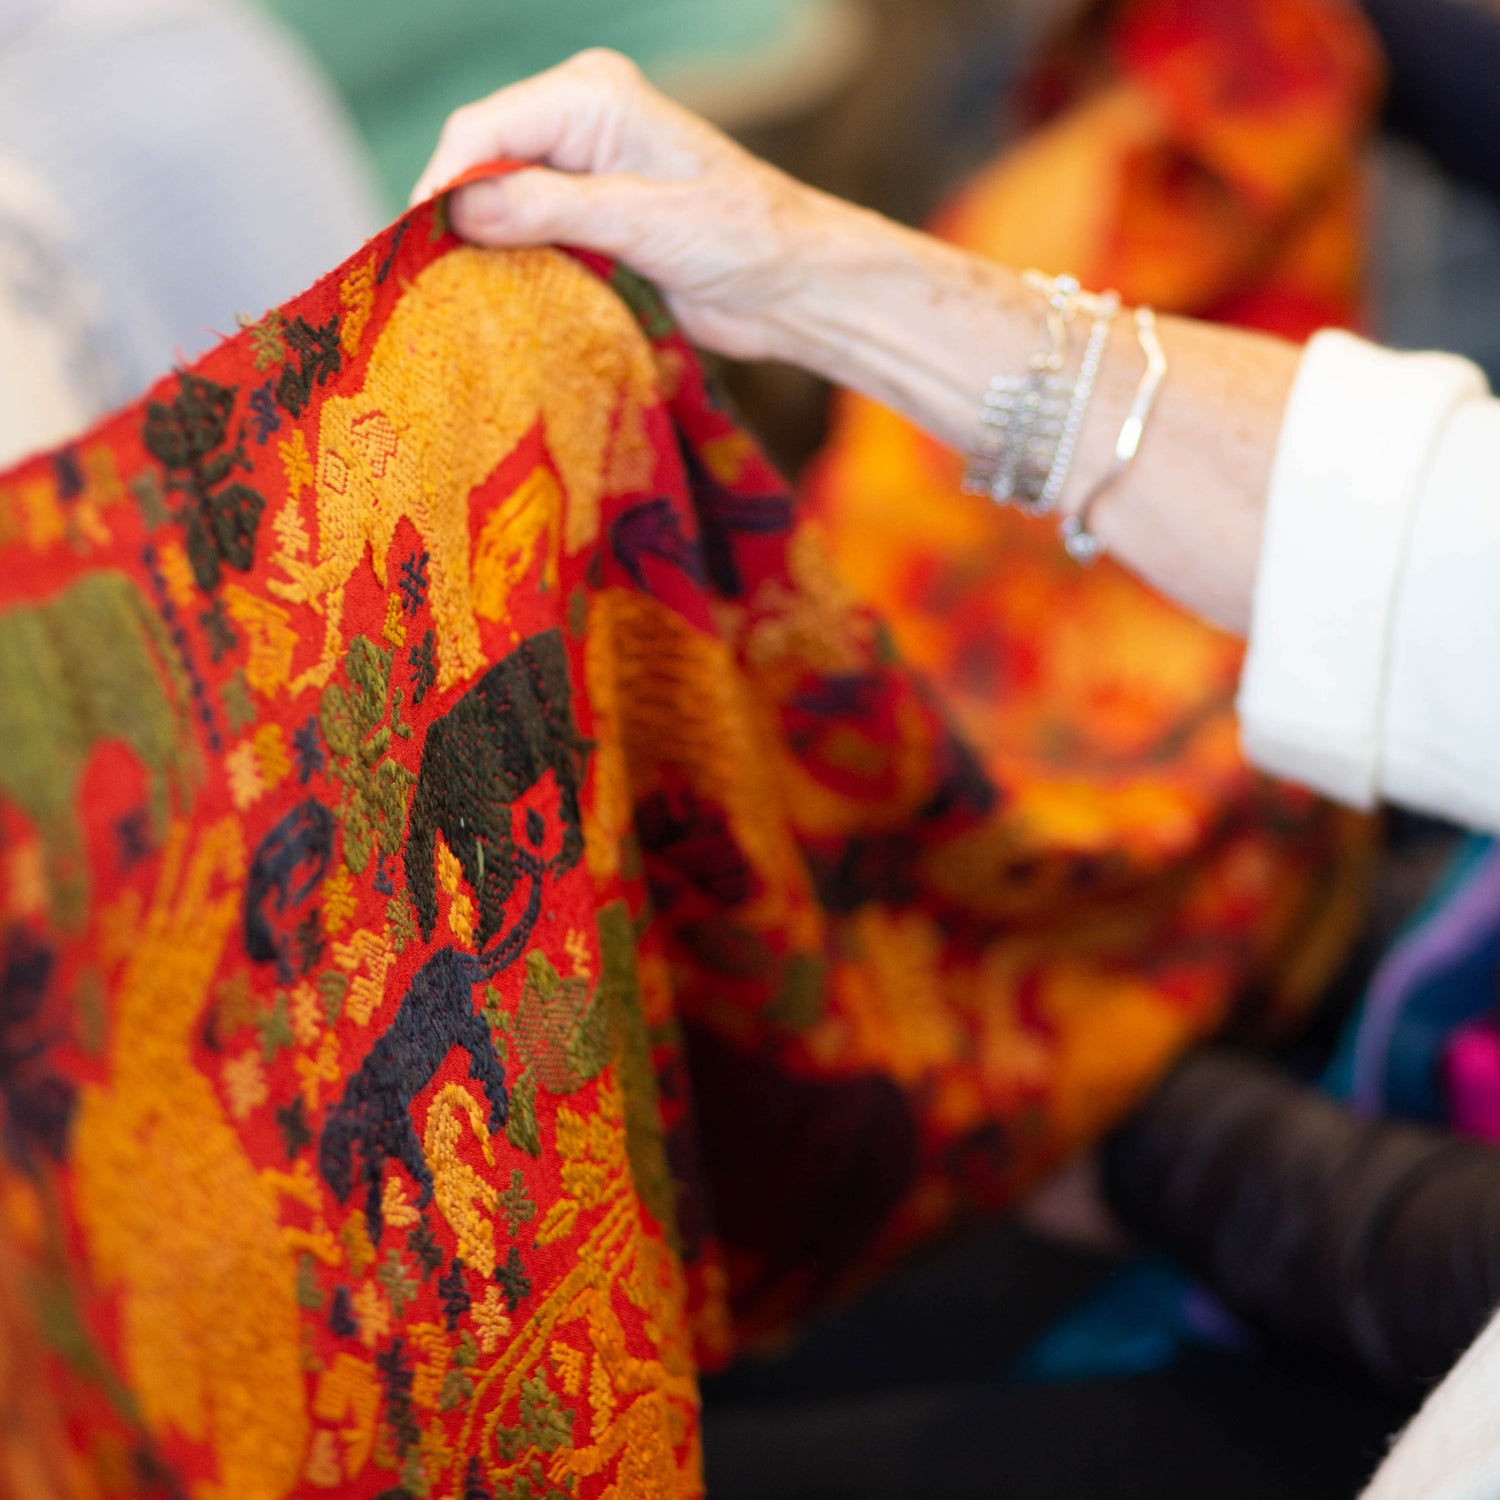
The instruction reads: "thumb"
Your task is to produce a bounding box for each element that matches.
[447,168,653,262]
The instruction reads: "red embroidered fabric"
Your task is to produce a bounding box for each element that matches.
[0,173,1363,1497]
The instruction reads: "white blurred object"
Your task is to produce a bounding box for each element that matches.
[0,157,102,465]
[0,0,383,459]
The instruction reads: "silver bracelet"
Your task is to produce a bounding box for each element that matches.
[1037,286,1119,513]
[1059,306,1168,565]
[963,273,1120,515]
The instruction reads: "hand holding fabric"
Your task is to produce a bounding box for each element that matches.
[413,49,837,362]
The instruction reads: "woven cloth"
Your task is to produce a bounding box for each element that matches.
[802,0,1382,1055]
[804,0,1383,1390]
[0,177,1363,1495]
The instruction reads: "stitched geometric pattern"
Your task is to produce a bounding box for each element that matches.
[0,182,1364,1497]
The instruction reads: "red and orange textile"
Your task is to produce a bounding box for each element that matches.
[0,19,1371,1492]
[803,0,1383,1072]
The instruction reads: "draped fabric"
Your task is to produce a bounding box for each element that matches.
[797,0,1383,1387]
[802,0,1383,1107]
[0,16,1373,1491]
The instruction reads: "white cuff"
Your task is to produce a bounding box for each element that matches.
[1381,397,1500,833]
[1238,330,1486,807]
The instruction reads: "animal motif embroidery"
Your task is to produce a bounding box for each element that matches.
[318,912,543,1245]
[72,820,309,1500]
[0,571,199,927]
[406,629,588,947]
[245,798,335,975]
[269,248,658,694]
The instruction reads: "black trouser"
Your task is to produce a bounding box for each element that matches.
[1105,1047,1500,1394]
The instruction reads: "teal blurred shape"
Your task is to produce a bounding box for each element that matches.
[256,0,805,208]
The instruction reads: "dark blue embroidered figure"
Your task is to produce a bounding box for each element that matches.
[495,1244,531,1313]
[376,1337,420,1459]
[248,381,281,444]
[329,1284,357,1338]
[405,629,588,946]
[610,497,707,591]
[438,1257,472,1331]
[678,435,792,598]
[399,550,430,616]
[276,1095,312,1159]
[293,716,325,784]
[408,629,437,707]
[52,446,84,501]
[464,1455,496,1500]
[408,1220,443,1279]
[317,844,543,1243]
[0,928,76,1174]
[244,798,335,978]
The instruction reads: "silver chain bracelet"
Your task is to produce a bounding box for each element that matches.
[963,272,1120,516]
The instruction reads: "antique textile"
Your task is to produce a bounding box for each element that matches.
[0,178,1360,1496]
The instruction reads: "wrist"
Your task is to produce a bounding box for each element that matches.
[758,191,1036,451]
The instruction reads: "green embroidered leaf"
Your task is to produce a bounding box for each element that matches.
[518,1375,570,1453]
[498,1169,535,1237]
[505,1066,540,1158]
[317,970,349,1024]
[296,1254,323,1311]
[377,1247,419,1316]
[257,991,295,1061]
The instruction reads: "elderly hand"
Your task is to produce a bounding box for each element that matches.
[411,49,845,363]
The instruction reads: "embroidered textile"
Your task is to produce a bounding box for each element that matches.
[0,169,1362,1495]
[798,0,1382,1388]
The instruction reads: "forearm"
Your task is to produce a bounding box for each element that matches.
[768,192,1299,635]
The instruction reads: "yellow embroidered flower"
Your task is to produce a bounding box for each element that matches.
[471,1286,512,1355]
[225,740,265,812]
[254,723,292,788]
[222,1050,268,1121]
[279,429,315,497]
[352,1281,390,1349]
[321,866,358,935]
[289,981,322,1048]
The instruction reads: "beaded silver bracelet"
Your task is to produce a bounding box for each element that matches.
[1059,306,1168,565]
[963,272,1120,516]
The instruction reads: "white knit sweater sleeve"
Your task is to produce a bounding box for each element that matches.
[1239,330,1500,1498]
[1238,329,1489,818]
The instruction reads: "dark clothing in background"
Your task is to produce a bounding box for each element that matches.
[1363,0,1500,200]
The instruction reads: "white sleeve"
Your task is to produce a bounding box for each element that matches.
[1238,330,1499,824]
[1360,1307,1500,1500]
[0,157,101,465]
[1381,396,1500,828]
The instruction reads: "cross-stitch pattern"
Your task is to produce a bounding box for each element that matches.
[0,154,1364,1497]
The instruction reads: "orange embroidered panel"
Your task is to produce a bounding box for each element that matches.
[0,183,1359,1496]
